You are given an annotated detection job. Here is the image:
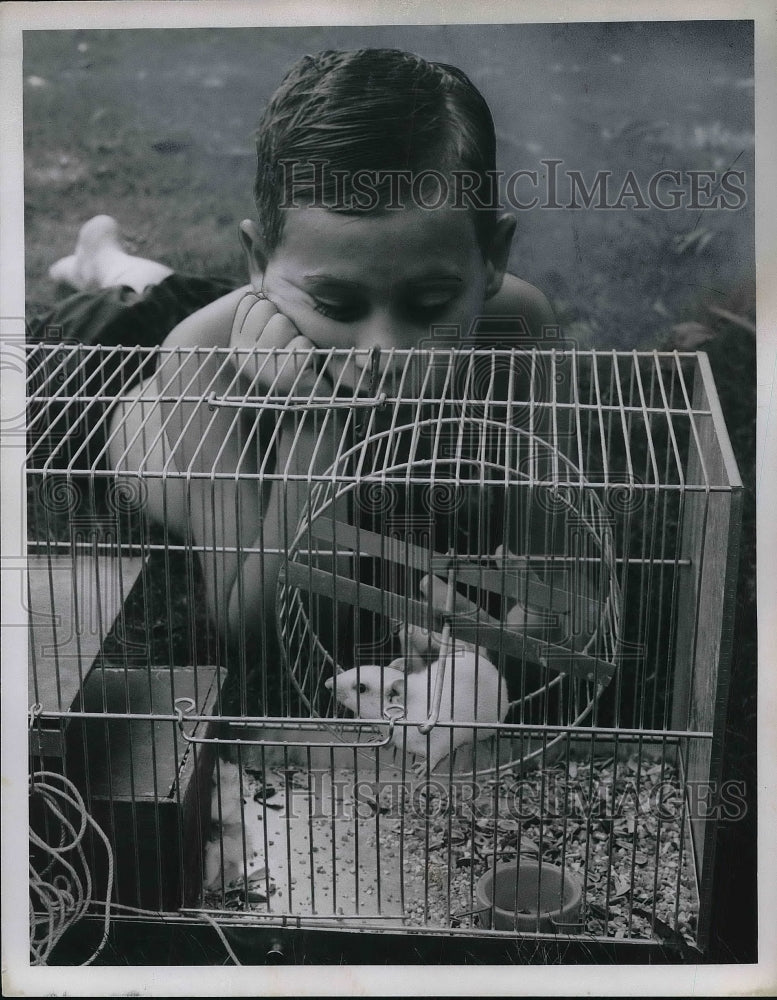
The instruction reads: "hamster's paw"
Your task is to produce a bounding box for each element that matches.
[204,829,247,891]
[410,755,448,779]
[410,758,428,779]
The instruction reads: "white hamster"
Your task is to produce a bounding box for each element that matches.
[325,649,509,773]
[204,760,257,891]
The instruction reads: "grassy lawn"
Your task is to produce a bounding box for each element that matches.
[23,23,754,345]
[21,23,757,965]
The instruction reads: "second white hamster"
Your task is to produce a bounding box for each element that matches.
[325,649,509,772]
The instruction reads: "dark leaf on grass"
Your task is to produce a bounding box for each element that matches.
[152,137,192,154]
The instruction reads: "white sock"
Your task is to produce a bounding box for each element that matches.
[48,215,173,293]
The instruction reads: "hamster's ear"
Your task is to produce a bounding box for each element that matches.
[483,214,517,300]
[324,676,334,691]
[388,655,424,674]
[386,674,406,702]
[239,219,269,291]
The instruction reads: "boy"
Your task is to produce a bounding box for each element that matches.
[48,49,556,708]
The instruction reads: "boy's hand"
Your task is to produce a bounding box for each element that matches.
[394,583,481,670]
[412,543,598,657]
[229,293,323,395]
[394,547,554,668]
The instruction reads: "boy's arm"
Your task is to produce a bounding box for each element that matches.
[161,285,252,350]
[155,284,329,649]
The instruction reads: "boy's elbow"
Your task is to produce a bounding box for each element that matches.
[482,274,558,344]
[517,284,557,342]
[534,291,557,338]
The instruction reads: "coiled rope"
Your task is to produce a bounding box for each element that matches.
[28,770,113,965]
[29,769,242,965]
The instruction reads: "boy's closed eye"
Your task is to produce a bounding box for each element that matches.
[310,281,465,324]
[312,297,363,322]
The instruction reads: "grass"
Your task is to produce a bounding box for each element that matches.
[21,24,757,966]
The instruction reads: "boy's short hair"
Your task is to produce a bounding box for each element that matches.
[254,48,498,255]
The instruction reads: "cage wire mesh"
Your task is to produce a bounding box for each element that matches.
[25,343,741,956]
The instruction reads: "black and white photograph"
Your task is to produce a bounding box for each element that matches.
[1,1,774,995]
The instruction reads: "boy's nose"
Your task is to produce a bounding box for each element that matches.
[353,313,415,362]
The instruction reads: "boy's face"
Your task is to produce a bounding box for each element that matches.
[245,204,514,391]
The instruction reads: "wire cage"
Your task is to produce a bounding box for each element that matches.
[25,343,742,961]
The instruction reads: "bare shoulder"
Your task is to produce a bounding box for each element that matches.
[483,273,556,339]
[162,285,253,349]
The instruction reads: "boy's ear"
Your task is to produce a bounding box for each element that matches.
[239,219,269,289]
[483,214,517,300]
